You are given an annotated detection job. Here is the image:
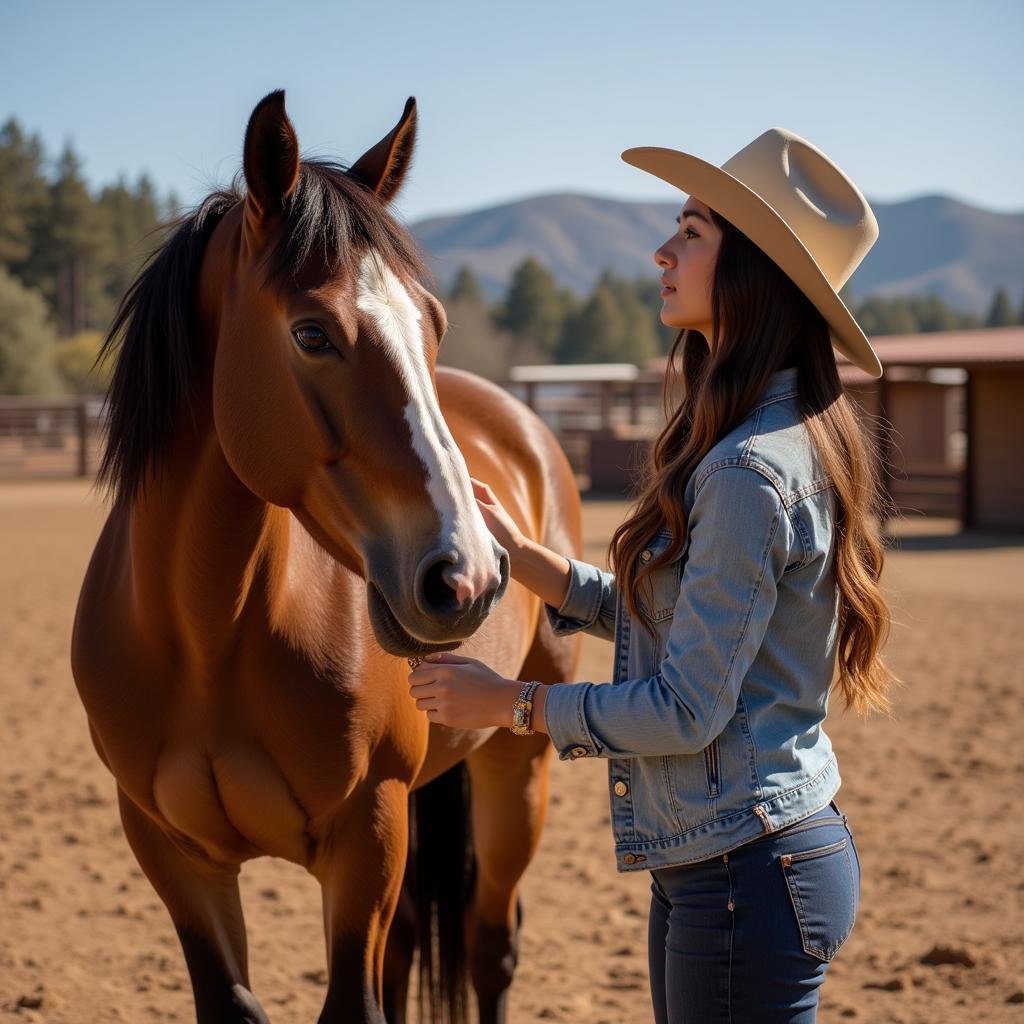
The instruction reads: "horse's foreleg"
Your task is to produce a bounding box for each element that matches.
[315,778,409,1024]
[381,854,416,1024]
[465,729,552,1024]
[116,789,269,1024]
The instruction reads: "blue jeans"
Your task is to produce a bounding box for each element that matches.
[648,802,859,1023]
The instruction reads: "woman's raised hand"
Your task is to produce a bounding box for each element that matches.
[471,477,524,554]
[472,477,573,608]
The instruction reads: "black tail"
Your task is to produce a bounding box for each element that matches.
[411,763,474,1024]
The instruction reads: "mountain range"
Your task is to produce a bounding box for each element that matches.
[411,193,1024,314]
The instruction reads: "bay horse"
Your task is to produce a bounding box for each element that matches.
[70,90,581,1024]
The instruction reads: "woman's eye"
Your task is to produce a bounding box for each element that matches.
[293,326,332,351]
[683,227,698,240]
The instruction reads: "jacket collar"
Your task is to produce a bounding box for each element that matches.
[756,365,800,406]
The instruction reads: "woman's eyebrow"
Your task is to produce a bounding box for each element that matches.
[681,209,711,225]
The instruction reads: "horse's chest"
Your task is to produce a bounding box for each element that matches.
[150,733,319,865]
[92,658,386,867]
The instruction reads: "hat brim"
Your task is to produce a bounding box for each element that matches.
[622,146,882,379]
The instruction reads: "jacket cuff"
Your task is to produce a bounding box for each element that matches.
[543,558,608,636]
[543,681,602,760]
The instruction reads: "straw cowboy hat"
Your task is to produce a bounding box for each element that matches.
[622,128,882,378]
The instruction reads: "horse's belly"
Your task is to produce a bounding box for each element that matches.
[152,742,314,866]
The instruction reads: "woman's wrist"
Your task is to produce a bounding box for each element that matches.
[508,537,572,610]
[531,684,550,735]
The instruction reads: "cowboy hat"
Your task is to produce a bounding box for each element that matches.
[622,128,882,378]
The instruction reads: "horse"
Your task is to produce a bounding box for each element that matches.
[70,90,581,1024]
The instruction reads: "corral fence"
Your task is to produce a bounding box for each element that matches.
[0,395,106,479]
[0,378,971,520]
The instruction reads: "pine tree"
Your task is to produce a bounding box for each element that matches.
[99,173,163,308]
[985,287,1015,328]
[449,265,485,306]
[632,276,676,354]
[595,271,660,364]
[495,258,568,356]
[0,118,49,268]
[557,283,622,363]
[24,142,116,334]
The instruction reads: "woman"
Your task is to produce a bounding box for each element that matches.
[409,127,897,1022]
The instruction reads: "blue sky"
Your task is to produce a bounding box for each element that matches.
[3,0,1021,222]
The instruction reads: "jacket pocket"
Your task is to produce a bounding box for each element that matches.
[703,737,721,798]
[780,838,858,962]
[636,531,684,624]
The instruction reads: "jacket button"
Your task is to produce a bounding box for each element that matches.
[569,745,589,759]
[640,549,652,562]
[622,853,637,865]
[613,781,628,797]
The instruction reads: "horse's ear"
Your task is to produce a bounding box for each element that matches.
[243,90,300,223]
[348,97,417,204]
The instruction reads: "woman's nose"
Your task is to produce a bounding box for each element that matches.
[653,241,674,268]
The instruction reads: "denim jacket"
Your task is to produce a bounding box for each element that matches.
[543,366,842,872]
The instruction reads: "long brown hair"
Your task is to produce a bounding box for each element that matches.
[610,209,897,714]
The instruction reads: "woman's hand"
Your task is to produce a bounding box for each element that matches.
[471,478,524,554]
[471,477,573,612]
[408,652,522,730]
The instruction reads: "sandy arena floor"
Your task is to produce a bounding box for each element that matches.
[1,480,1022,1022]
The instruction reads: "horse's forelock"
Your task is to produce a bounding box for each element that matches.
[263,160,428,292]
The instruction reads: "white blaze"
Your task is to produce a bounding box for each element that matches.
[356,252,498,604]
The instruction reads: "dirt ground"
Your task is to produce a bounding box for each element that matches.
[1,480,1022,1022]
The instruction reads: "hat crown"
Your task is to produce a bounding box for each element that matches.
[721,128,877,289]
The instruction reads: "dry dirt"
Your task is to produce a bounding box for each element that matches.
[1,482,1021,1022]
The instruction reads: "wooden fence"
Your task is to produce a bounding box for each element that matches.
[0,395,105,479]
[0,389,967,520]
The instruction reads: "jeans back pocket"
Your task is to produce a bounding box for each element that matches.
[780,837,858,962]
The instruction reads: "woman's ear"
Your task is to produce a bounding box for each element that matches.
[348,97,417,204]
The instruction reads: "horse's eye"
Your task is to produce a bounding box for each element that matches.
[293,326,332,352]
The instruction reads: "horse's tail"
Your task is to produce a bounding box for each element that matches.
[411,763,474,1024]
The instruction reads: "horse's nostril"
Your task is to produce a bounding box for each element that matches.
[422,559,458,613]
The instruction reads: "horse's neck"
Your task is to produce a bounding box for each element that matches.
[128,419,291,661]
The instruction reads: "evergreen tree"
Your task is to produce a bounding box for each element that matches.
[1018,288,1024,325]
[449,265,485,306]
[632,276,676,354]
[24,142,116,334]
[0,118,48,267]
[593,271,660,363]
[914,295,961,333]
[99,173,163,307]
[557,283,626,363]
[985,287,1015,328]
[855,296,918,336]
[0,266,59,394]
[495,257,568,356]
[164,188,184,222]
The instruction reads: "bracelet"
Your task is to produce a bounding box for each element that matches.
[510,680,542,736]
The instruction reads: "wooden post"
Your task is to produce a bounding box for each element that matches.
[599,381,613,432]
[876,375,893,526]
[524,381,537,411]
[962,371,974,530]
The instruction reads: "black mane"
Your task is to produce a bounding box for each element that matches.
[96,160,427,506]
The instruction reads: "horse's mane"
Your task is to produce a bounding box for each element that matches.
[96,160,427,506]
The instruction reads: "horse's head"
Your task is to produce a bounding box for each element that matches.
[200,91,508,657]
